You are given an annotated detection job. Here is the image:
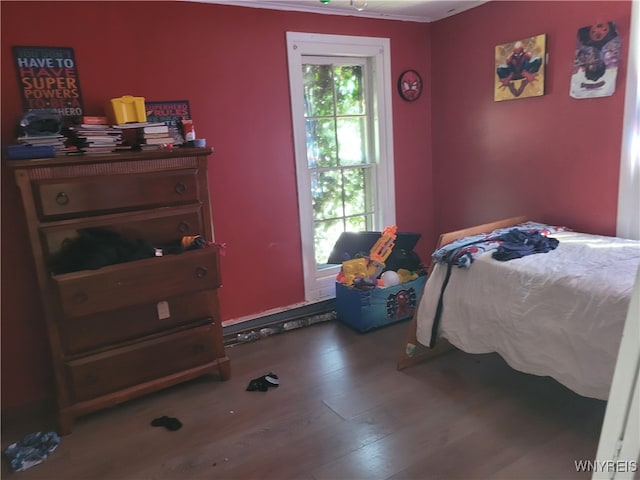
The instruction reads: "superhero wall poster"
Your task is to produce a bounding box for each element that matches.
[494,34,546,102]
[570,22,621,99]
[13,46,83,117]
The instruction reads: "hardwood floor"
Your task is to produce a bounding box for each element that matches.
[1,320,606,479]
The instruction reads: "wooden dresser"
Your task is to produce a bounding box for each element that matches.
[7,147,230,434]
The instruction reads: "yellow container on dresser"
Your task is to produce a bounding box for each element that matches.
[109,95,147,124]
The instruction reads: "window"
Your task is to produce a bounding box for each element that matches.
[287,32,395,301]
[304,59,374,264]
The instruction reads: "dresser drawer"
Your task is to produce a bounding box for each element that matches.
[40,205,204,260]
[66,324,219,402]
[59,290,219,355]
[34,169,199,220]
[54,247,221,318]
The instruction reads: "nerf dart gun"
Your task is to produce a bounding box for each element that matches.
[367,225,397,279]
[336,225,398,286]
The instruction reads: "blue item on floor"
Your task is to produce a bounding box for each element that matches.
[4,431,60,471]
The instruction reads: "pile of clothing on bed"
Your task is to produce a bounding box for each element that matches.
[432,221,569,268]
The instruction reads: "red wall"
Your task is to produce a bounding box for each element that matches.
[1,0,631,411]
[430,1,630,236]
[0,1,433,409]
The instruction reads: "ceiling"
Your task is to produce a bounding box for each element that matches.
[186,0,489,23]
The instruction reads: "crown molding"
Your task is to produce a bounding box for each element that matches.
[180,0,486,23]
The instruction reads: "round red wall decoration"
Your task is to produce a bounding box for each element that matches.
[398,70,423,102]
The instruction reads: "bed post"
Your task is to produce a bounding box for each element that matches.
[397,215,527,371]
[397,313,454,370]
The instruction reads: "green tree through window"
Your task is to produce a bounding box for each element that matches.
[303,62,375,266]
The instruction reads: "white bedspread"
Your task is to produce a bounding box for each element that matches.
[416,231,640,400]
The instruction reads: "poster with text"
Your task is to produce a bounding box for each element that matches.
[494,34,546,102]
[13,46,83,117]
[570,22,620,99]
[145,100,191,125]
[145,100,191,145]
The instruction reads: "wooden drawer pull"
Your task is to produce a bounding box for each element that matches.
[195,266,208,279]
[177,221,190,233]
[56,192,70,205]
[73,291,88,304]
[174,182,186,195]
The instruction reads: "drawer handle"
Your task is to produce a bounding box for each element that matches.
[195,266,208,279]
[175,182,186,195]
[178,221,190,233]
[73,291,88,304]
[56,192,70,205]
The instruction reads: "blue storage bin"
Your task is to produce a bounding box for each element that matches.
[335,275,427,332]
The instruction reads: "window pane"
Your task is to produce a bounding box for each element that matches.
[300,58,383,274]
[306,118,336,168]
[311,170,342,220]
[314,218,344,264]
[337,116,366,166]
[362,166,376,214]
[346,215,367,232]
[334,65,364,115]
[303,65,335,117]
[343,167,366,216]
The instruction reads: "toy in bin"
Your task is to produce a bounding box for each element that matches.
[336,225,399,287]
[336,271,426,333]
[334,226,426,332]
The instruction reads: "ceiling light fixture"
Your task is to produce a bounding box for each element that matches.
[351,0,367,11]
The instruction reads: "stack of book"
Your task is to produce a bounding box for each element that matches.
[67,124,125,154]
[113,122,174,150]
[137,124,174,149]
[16,133,71,156]
[66,116,127,154]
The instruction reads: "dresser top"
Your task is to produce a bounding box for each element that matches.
[5,147,213,169]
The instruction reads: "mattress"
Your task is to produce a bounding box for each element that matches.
[415,231,640,400]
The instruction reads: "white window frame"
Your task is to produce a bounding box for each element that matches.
[286,32,396,301]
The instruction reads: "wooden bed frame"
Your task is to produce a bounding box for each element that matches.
[396,215,527,370]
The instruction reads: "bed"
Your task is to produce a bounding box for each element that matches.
[397,216,640,400]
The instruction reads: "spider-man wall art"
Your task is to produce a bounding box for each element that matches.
[494,34,546,102]
[570,21,620,99]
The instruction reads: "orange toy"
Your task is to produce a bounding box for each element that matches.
[366,225,397,278]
